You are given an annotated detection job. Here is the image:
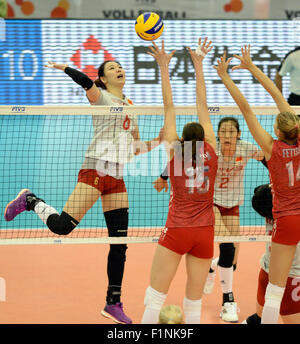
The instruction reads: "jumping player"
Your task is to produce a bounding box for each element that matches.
[142,37,218,324]
[4,60,162,324]
[154,116,265,322]
[216,45,300,324]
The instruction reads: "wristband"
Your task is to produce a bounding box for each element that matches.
[160,174,169,181]
[160,166,169,180]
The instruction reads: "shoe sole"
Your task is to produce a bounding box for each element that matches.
[220,313,239,323]
[4,189,29,221]
[101,309,129,324]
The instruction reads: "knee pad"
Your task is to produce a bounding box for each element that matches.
[104,208,128,237]
[218,243,235,268]
[144,286,167,310]
[46,211,79,235]
[245,313,261,324]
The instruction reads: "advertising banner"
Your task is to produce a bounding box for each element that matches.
[0,19,298,105]
[5,0,300,20]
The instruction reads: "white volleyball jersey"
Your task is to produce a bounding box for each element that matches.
[84,89,137,164]
[214,140,260,208]
[260,221,300,277]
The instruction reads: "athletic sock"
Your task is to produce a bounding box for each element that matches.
[219,266,233,295]
[141,286,166,324]
[33,201,59,225]
[261,282,285,324]
[183,297,202,324]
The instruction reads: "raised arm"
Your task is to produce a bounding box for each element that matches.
[233,45,295,115]
[188,37,216,150]
[45,61,100,103]
[147,41,177,144]
[275,71,283,93]
[214,51,273,160]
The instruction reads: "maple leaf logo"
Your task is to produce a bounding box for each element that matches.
[70,35,114,79]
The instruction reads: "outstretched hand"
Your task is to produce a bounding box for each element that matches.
[152,177,169,193]
[187,37,213,63]
[213,50,233,78]
[147,40,176,67]
[45,61,68,71]
[232,44,254,71]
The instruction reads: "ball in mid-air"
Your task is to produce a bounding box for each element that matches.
[135,12,164,41]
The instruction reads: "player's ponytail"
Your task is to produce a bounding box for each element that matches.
[180,122,205,163]
[276,111,300,141]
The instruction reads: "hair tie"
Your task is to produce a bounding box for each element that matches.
[295,124,299,130]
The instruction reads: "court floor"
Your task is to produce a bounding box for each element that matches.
[0,240,284,324]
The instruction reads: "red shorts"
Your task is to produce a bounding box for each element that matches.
[214,204,239,217]
[78,169,127,195]
[257,268,300,316]
[158,226,214,259]
[272,215,300,245]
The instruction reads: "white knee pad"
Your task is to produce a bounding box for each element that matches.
[144,286,167,310]
[265,282,285,308]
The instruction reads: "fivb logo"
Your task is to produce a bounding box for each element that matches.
[110,106,124,113]
[0,277,5,302]
[11,106,26,112]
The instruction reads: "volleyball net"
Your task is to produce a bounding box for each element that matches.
[1,105,299,245]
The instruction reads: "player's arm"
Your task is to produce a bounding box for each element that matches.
[44,61,101,103]
[275,72,283,93]
[253,150,268,168]
[152,176,169,193]
[131,125,163,155]
[215,52,273,160]
[233,45,295,115]
[188,38,216,150]
[148,41,177,146]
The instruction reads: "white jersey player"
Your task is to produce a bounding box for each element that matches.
[4,60,162,325]
[208,117,265,322]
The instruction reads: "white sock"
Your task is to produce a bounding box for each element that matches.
[141,286,167,324]
[219,266,233,295]
[34,202,59,225]
[261,282,285,324]
[183,297,202,324]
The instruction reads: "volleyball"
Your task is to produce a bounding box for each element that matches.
[135,12,164,41]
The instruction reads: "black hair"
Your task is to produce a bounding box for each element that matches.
[217,116,241,140]
[94,60,122,89]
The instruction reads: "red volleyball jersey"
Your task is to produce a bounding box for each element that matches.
[268,139,300,219]
[165,141,218,228]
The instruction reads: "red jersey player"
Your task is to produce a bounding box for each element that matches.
[215,45,300,324]
[141,37,218,324]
